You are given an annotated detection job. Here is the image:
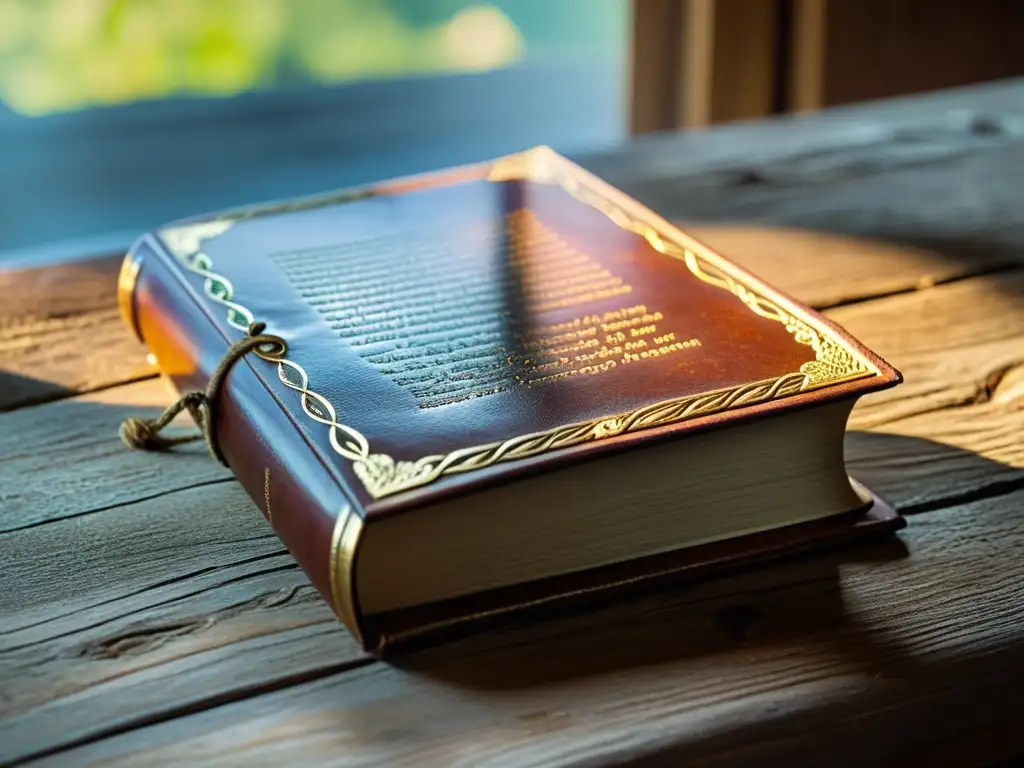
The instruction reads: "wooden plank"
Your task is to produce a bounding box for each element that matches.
[4,136,1021,415]
[606,107,1024,307]
[834,271,1024,425]
[1,482,278,636]
[0,482,366,765]
[0,255,151,411]
[0,377,230,533]
[848,400,1024,514]
[622,131,1024,287]
[4,81,1024,415]
[2,262,1020,538]
[689,224,1010,311]
[837,275,1024,508]
[3,265,1023,765]
[6,83,1024,766]
[587,77,1024,198]
[27,490,1024,768]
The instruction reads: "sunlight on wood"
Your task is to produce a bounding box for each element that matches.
[76,375,182,410]
[687,225,1015,308]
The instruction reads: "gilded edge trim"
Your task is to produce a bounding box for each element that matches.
[117,247,145,342]
[329,504,366,646]
[155,146,880,500]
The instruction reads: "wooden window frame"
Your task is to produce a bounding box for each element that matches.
[629,0,786,133]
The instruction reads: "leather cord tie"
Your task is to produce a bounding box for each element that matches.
[120,321,286,466]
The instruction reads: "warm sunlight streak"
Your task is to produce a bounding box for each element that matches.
[686,224,1024,470]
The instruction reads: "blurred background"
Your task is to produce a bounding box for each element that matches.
[0,0,625,117]
[0,0,627,259]
[3,0,1023,262]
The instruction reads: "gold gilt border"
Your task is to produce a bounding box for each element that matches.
[156,147,877,499]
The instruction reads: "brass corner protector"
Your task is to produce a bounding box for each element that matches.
[117,249,145,341]
[329,505,367,646]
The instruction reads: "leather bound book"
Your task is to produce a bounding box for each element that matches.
[118,147,904,652]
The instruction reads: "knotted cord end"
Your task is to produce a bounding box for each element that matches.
[120,416,164,451]
[118,321,286,465]
[119,391,205,452]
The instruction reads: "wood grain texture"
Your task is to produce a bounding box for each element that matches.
[0,378,230,532]
[0,481,366,766]
[2,265,1022,765]
[26,491,1024,768]
[0,255,151,411]
[632,133,1024,307]
[2,266,1016,536]
[5,82,1024,767]
[599,86,1024,307]
[585,78,1024,188]
[837,272,1024,424]
[835,273,1024,511]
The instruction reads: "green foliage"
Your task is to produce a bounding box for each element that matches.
[0,0,537,115]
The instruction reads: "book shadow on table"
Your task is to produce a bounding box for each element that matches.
[0,371,225,531]
[391,431,1022,696]
[0,371,78,412]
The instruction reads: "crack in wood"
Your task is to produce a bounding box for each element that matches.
[77,619,214,660]
[815,262,1024,312]
[899,477,1024,516]
[5,82,1024,767]
[883,358,1024,423]
[984,362,1024,404]
[1,551,294,644]
[0,476,236,536]
[73,586,319,660]
[7,656,377,767]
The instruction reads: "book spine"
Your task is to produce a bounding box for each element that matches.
[118,238,375,650]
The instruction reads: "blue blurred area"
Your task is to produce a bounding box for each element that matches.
[0,1,627,260]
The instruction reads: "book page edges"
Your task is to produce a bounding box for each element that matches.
[360,480,902,654]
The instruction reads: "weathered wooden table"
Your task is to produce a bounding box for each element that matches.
[3,81,1024,767]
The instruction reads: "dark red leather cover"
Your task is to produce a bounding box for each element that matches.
[118,147,903,650]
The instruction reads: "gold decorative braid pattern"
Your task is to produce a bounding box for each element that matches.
[162,221,255,332]
[158,148,876,499]
[535,157,871,386]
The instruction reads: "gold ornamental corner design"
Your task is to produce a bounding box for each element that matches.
[157,147,877,499]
